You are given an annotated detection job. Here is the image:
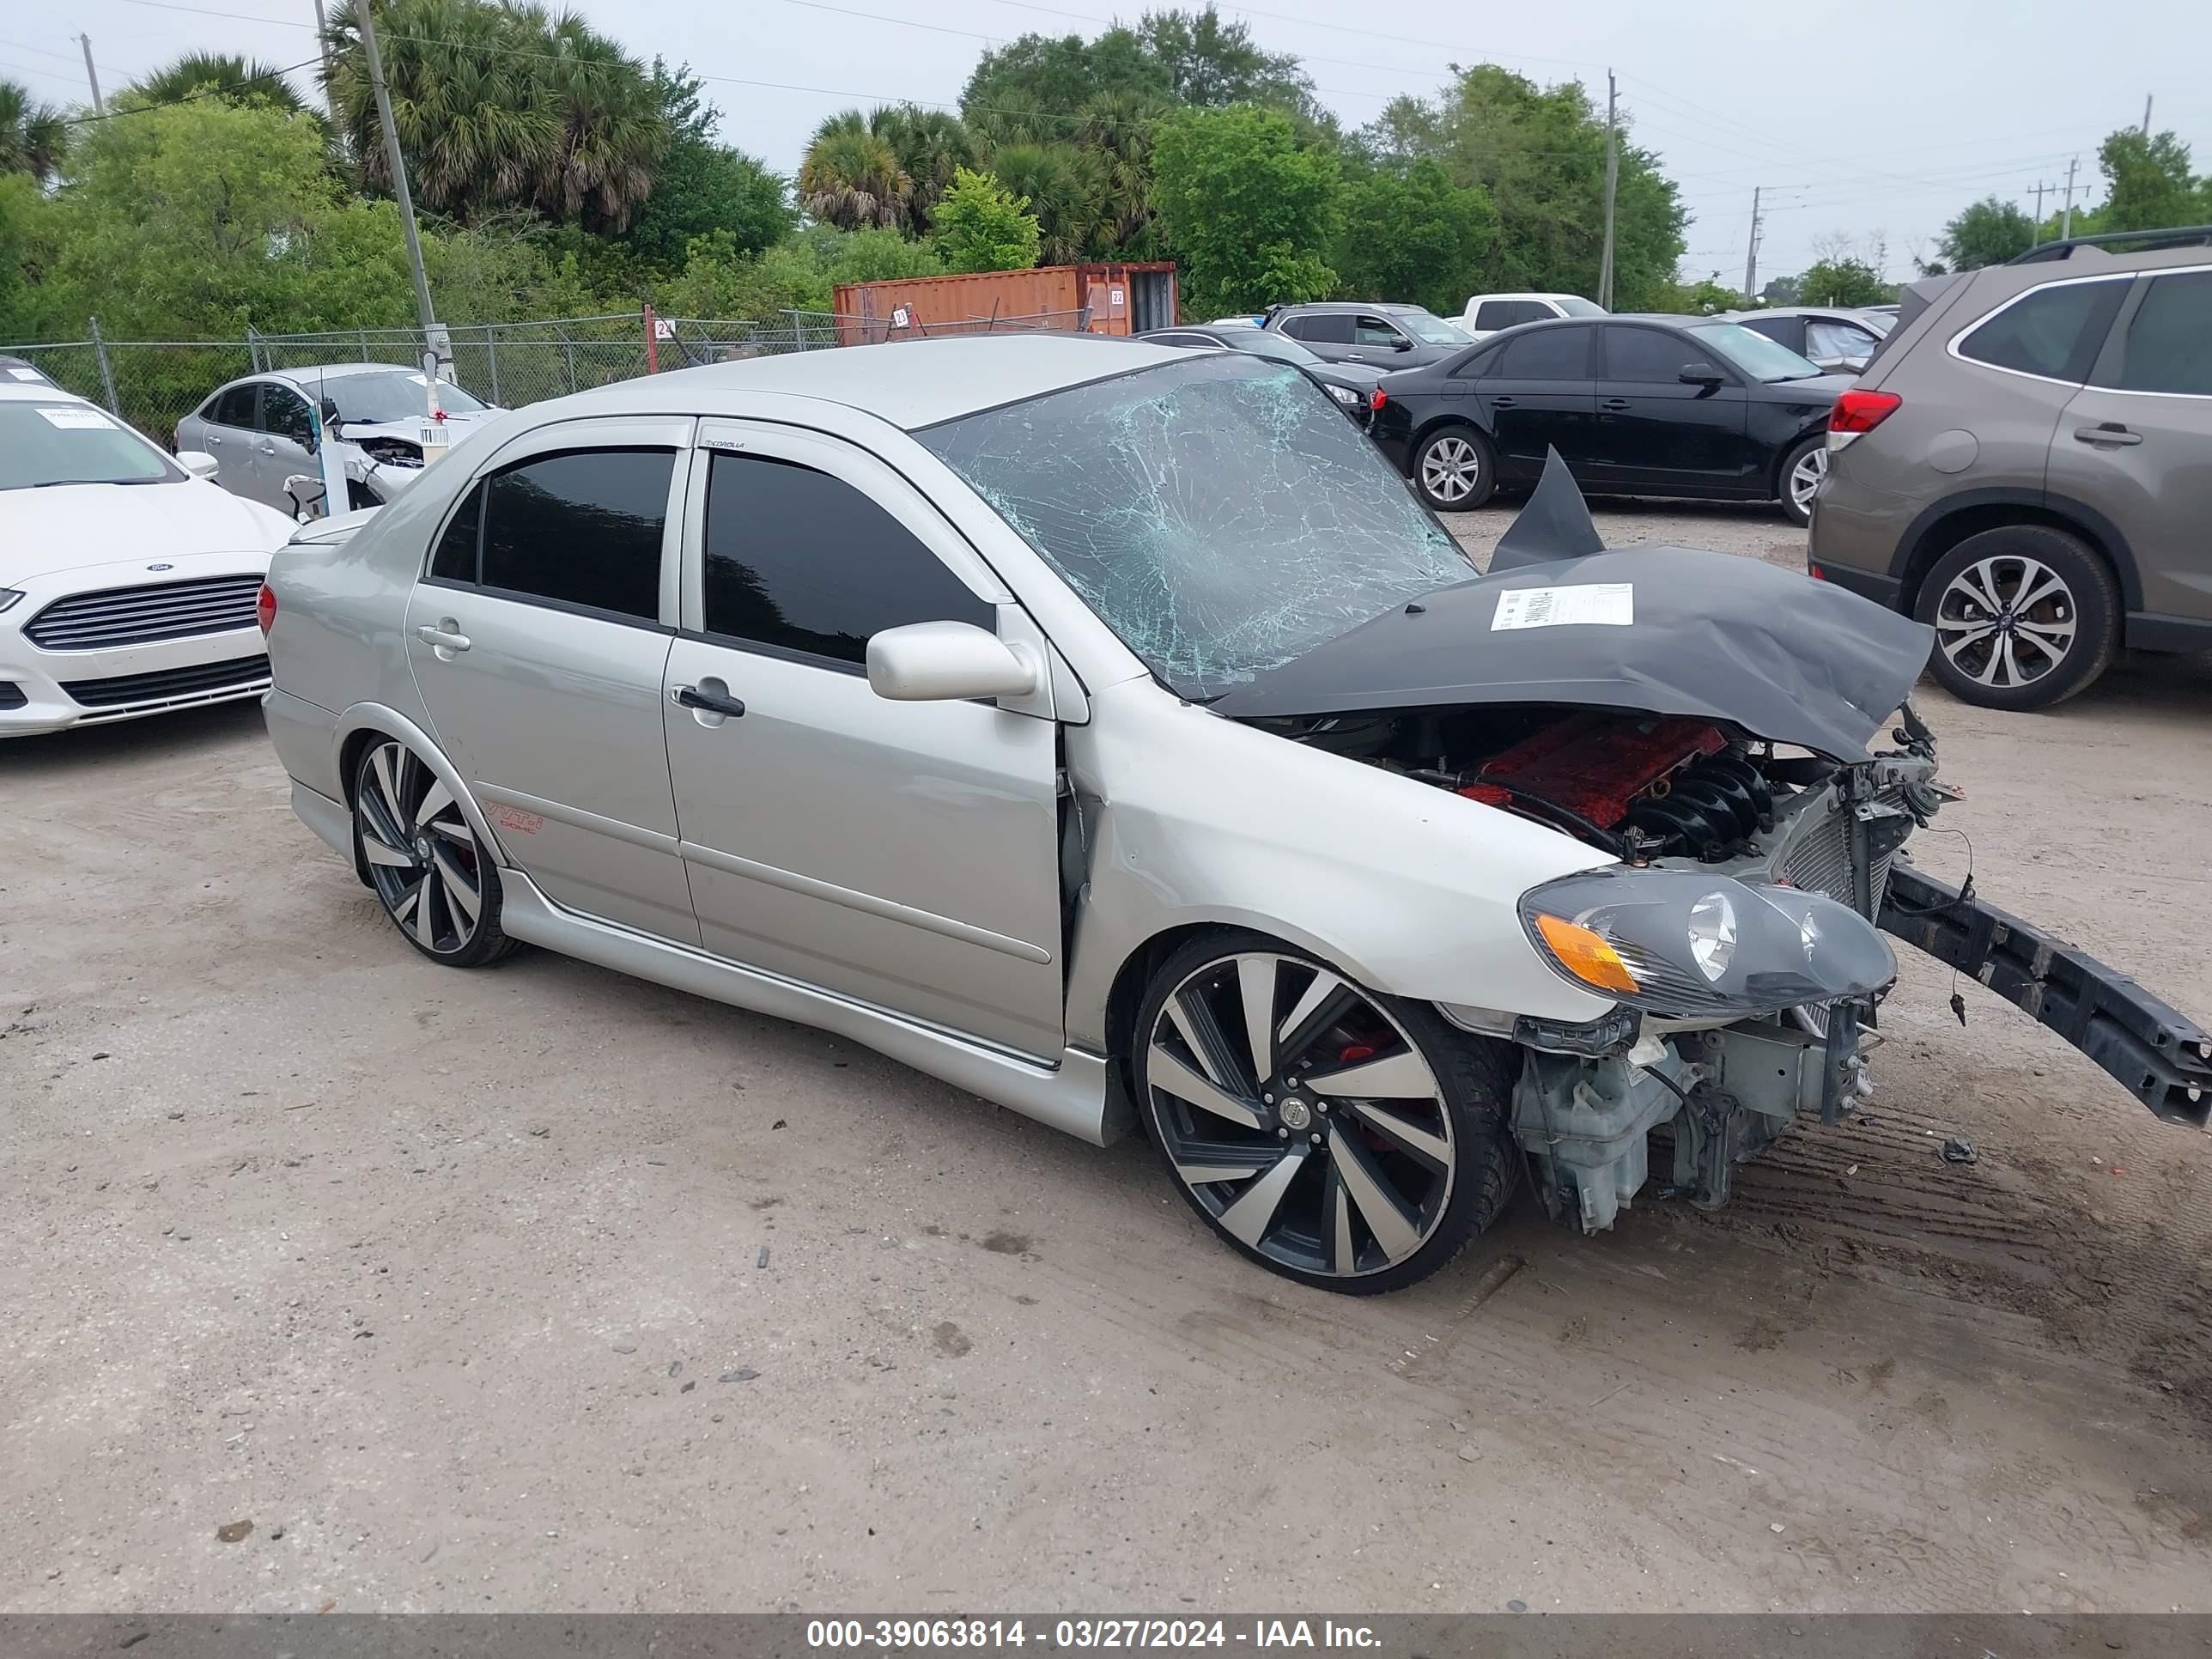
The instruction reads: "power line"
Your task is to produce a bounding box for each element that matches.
[55,50,323,125]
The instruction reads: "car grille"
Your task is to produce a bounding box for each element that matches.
[24,574,264,651]
[1780,793,1902,920]
[59,653,270,708]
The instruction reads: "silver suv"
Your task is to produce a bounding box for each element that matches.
[1808,229,2212,708]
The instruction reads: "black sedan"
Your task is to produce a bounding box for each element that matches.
[1368,315,1852,525]
[1138,325,1382,423]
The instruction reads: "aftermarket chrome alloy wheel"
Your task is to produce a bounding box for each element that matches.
[1136,942,1514,1291]
[1418,433,1485,507]
[1933,554,2077,695]
[354,739,512,965]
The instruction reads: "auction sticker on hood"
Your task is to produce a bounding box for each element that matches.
[1492,583,1633,630]
[36,406,118,429]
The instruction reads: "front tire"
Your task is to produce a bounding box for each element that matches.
[1131,932,1519,1295]
[352,738,520,967]
[1778,435,1826,527]
[1914,525,2118,710]
[1412,426,1498,512]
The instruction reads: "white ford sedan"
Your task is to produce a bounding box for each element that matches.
[1,385,296,738]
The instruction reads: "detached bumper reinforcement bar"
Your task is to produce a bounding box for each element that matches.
[1879,863,2212,1128]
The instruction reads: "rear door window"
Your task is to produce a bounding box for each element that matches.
[211,386,258,428]
[1283,313,1352,344]
[474,447,674,623]
[1806,319,1881,361]
[1956,277,2132,384]
[2100,269,2212,396]
[1496,325,1594,380]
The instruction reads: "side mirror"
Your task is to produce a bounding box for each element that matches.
[176,450,220,479]
[1390,336,1415,351]
[867,621,1039,702]
[1679,363,1725,386]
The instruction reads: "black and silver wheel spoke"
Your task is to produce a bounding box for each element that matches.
[1937,555,2075,690]
[1146,951,1455,1280]
[357,739,483,957]
[1789,446,1827,514]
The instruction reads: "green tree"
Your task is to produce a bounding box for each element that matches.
[2097,126,2201,232]
[872,106,980,234]
[128,52,313,116]
[1938,195,2036,269]
[986,141,1107,264]
[1655,276,1744,314]
[656,223,942,320]
[931,167,1041,273]
[1363,65,1685,310]
[1794,257,1890,307]
[1152,104,1340,319]
[0,79,66,183]
[620,64,789,274]
[1333,157,1496,314]
[323,0,665,231]
[1134,8,1316,115]
[798,111,911,230]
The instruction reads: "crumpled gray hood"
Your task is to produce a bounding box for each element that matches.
[1212,454,1935,759]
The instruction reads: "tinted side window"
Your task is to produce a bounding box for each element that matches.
[1474,301,1518,331]
[429,483,483,581]
[1451,344,1505,379]
[261,388,316,447]
[701,452,993,667]
[1352,316,1402,346]
[212,386,258,428]
[1607,326,1714,383]
[2106,270,2212,395]
[479,448,672,622]
[1285,313,1352,344]
[1497,326,1592,380]
[1739,314,1800,349]
[1957,278,2130,383]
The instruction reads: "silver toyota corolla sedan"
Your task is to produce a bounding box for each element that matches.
[259,336,2212,1294]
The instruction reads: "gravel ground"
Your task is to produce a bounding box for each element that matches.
[5,502,2211,1614]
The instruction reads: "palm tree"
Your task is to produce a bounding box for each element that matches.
[1077,89,1162,253]
[798,111,911,231]
[0,79,65,183]
[129,52,313,116]
[987,141,1108,265]
[871,105,977,234]
[324,0,661,230]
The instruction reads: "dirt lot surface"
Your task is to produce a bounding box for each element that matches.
[6,501,2212,1615]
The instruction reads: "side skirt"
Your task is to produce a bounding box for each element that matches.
[1880,863,2212,1127]
[496,871,1117,1146]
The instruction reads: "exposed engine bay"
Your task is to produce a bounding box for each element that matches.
[1247,697,1967,1231]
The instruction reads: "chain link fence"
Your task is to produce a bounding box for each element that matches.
[3,307,1095,447]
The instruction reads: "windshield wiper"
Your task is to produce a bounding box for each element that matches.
[28,477,162,488]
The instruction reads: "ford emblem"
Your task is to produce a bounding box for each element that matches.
[147,562,173,571]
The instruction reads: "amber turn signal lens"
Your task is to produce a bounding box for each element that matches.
[1533,913,1640,995]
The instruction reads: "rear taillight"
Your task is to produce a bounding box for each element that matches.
[1370,387,1388,412]
[1827,387,1901,449]
[256,582,276,635]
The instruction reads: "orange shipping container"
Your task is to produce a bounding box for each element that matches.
[831,263,1178,343]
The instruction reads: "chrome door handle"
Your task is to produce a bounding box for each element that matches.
[1492,396,1518,408]
[673,684,746,719]
[2072,423,2142,447]
[416,622,471,653]
[258,441,276,454]
[1600,398,1632,411]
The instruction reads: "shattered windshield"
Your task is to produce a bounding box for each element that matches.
[919,354,1474,699]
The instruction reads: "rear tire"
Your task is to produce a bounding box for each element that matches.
[352,738,521,968]
[1914,525,2118,710]
[1130,930,1518,1295]
[1411,426,1498,513]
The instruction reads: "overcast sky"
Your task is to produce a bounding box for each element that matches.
[9,0,2208,286]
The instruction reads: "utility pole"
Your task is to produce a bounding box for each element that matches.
[2060,155,2078,241]
[355,0,439,343]
[2029,180,2050,246]
[76,34,103,115]
[2141,94,2154,137]
[1742,185,1764,304]
[310,0,341,129]
[1596,69,1619,310]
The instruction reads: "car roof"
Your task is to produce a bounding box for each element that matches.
[1467,291,1583,302]
[1274,301,1432,314]
[534,334,1190,432]
[1723,306,1885,321]
[0,380,94,404]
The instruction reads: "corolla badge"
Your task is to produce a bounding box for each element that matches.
[147,562,173,570]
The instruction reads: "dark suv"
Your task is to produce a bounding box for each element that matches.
[1261,302,1472,368]
[1809,230,2212,709]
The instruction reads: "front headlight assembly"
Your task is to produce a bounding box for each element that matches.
[1519,869,1896,1018]
[1325,383,1360,406]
